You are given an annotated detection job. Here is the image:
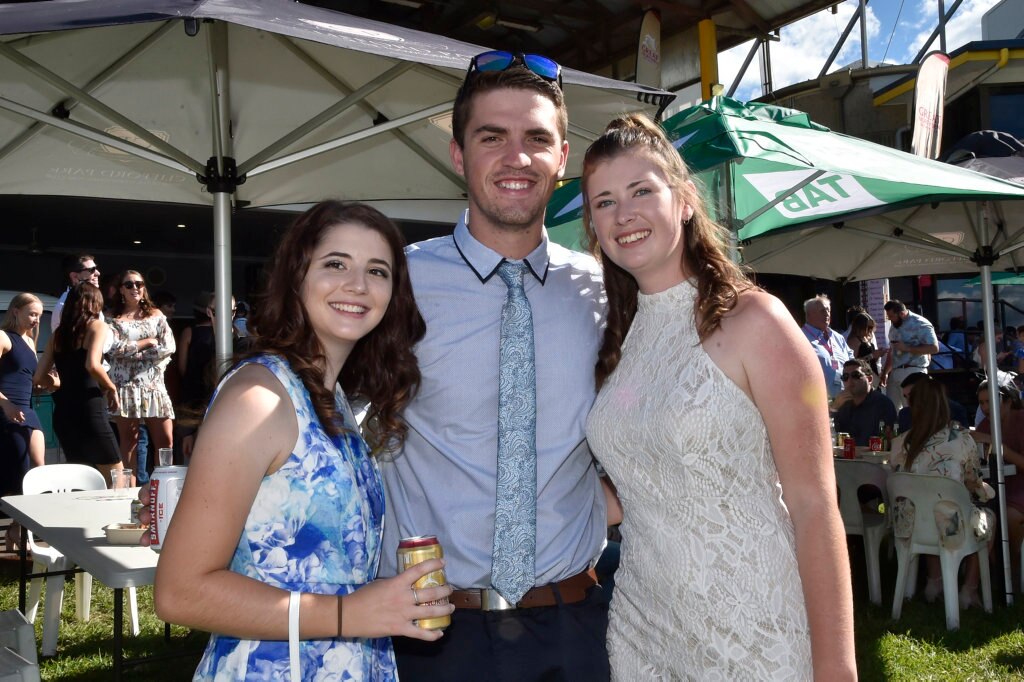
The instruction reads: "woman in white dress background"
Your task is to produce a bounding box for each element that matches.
[581,115,856,680]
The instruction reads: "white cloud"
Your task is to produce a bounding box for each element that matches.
[897,0,1003,61]
[717,0,1005,102]
[720,5,881,101]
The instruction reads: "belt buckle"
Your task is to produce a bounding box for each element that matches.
[480,588,516,611]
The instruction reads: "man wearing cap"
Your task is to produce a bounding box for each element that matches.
[380,52,612,680]
[881,300,939,410]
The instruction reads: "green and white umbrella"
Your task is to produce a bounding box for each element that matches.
[548,97,1024,281]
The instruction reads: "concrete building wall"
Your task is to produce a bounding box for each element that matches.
[768,69,913,145]
[983,0,1024,40]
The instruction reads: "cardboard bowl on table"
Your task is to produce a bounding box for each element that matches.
[104,523,147,545]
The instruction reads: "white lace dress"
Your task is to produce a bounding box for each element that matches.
[586,280,812,681]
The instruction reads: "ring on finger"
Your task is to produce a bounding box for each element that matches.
[411,587,420,605]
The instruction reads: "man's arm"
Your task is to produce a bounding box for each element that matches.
[880,329,894,386]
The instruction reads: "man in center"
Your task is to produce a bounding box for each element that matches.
[379,52,612,680]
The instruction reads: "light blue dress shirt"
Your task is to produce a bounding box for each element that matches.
[379,213,608,590]
[802,323,853,398]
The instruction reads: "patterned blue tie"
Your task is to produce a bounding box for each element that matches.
[491,259,537,605]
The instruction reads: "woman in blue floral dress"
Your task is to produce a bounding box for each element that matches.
[153,201,453,680]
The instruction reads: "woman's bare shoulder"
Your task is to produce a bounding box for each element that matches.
[728,289,794,330]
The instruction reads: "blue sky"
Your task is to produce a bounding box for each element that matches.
[720,0,1005,102]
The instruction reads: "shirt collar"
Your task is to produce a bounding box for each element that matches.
[803,323,830,340]
[453,210,550,285]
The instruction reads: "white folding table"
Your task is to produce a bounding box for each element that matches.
[0,488,172,679]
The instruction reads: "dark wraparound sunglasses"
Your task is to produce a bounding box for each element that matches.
[841,371,865,382]
[122,281,144,290]
[76,266,98,275]
[466,51,562,89]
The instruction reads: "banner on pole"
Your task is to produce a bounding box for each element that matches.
[636,9,661,88]
[910,52,950,159]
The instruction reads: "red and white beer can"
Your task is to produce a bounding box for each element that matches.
[149,466,187,552]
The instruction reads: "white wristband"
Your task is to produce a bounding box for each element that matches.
[288,591,300,680]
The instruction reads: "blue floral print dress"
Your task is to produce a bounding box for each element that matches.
[194,354,396,681]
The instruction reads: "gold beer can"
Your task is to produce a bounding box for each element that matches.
[397,535,451,630]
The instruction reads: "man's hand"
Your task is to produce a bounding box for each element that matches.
[831,390,854,410]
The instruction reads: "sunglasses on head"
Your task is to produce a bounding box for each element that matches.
[76,266,98,275]
[466,50,562,88]
[122,281,144,290]
[841,371,865,382]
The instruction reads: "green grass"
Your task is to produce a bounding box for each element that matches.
[0,559,202,680]
[0,545,1022,680]
[847,539,1024,681]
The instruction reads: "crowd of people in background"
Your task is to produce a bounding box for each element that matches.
[0,252,254,502]
[801,294,1024,600]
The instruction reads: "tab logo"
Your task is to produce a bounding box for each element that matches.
[743,170,883,220]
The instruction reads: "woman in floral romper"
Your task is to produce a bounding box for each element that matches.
[108,270,174,484]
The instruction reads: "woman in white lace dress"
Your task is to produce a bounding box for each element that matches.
[580,115,856,680]
[108,270,175,483]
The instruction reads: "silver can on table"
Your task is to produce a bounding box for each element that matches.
[148,466,187,553]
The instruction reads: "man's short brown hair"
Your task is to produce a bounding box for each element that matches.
[451,67,567,148]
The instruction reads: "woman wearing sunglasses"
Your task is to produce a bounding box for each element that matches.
[107,270,175,485]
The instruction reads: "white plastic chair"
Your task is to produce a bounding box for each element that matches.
[0,647,39,682]
[0,611,35,665]
[887,471,993,631]
[834,460,890,605]
[21,465,140,657]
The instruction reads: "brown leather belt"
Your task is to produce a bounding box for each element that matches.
[451,568,598,611]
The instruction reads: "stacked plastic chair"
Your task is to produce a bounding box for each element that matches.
[0,609,37,681]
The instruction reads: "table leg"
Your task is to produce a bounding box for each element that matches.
[17,526,27,615]
[113,587,123,681]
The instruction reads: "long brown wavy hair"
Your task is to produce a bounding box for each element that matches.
[54,283,104,353]
[245,201,426,451]
[901,377,950,471]
[581,113,755,388]
[112,270,155,316]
